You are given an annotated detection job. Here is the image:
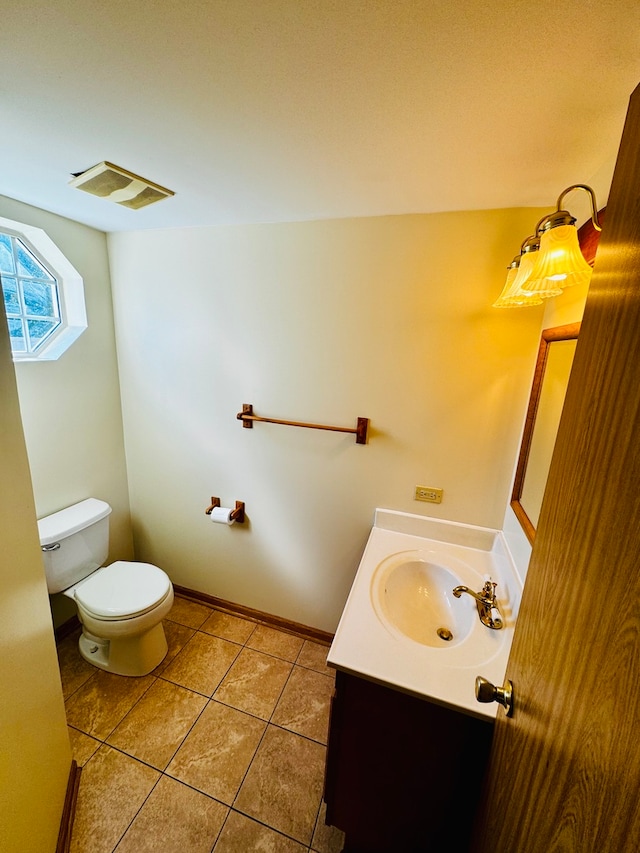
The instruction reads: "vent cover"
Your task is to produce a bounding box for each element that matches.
[69,162,174,209]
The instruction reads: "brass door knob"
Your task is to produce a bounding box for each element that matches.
[475,676,514,716]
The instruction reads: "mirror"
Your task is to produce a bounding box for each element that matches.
[511,323,580,543]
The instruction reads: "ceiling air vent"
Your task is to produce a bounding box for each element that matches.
[69,162,174,209]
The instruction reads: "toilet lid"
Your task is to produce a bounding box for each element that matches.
[74,561,171,619]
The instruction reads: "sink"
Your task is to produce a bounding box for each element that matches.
[370,550,475,647]
[328,513,520,717]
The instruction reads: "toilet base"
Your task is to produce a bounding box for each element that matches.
[78,622,168,677]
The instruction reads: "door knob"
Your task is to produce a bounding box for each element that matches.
[475,675,514,717]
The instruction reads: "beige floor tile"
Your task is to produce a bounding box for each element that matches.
[271,666,334,744]
[214,809,307,852]
[166,596,213,629]
[70,745,159,853]
[246,624,304,662]
[161,631,241,695]
[56,629,96,698]
[167,700,266,804]
[114,775,228,853]
[296,639,333,676]
[65,670,155,740]
[107,679,207,769]
[201,609,257,644]
[214,648,292,720]
[68,726,101,767]
[153,620,195,676]
[235,725,326,845]
[311,801,346,853]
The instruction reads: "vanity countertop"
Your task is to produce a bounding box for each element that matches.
[327,509,522,720]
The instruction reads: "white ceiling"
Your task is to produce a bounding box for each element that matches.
[1,1,639,233]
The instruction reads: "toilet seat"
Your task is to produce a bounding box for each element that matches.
[74,561,172,620]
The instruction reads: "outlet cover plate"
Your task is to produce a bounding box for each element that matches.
[414,486,443,503]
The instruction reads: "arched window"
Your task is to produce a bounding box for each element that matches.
[0,216,87,361]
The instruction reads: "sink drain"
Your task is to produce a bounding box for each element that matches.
[437,627,453,641]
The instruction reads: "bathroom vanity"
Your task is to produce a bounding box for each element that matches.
[324,670,492,851]
[324,509,521,852]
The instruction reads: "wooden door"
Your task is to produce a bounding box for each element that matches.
[472,82,640,852]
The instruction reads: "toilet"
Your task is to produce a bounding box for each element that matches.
[39,498,174,676]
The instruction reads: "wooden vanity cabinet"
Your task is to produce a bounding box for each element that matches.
[324,670,493,853]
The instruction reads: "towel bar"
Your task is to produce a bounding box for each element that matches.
[236,404,369,445]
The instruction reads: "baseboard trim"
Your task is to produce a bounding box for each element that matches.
[56,760,81,853]
[54,586,334,647]
[173,585,334,645]
[55,615,81,644]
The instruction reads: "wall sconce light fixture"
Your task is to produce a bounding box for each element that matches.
[493,184,602,308]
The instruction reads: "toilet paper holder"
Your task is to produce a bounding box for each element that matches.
[205,497,245,523]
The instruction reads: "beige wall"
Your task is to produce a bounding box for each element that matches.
[0,298,71,851]
[0,195,134,625]
[541,278,590,330]
[109,210,545,632]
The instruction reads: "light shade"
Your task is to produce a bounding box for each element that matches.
[492,184,601,309]
[521,222,593,294]
[510,246,562,300]
[493,258,544,307]
[502,235,561,303]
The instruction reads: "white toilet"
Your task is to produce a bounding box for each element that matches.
[39,497,174,677]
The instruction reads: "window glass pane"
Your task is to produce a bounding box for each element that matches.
[16,239,54,280]
[0,234,15,274]
[1,219,86,361]
[23,280,58,318]
[2,276,20,314]
[8,317,27,352]
[26,318,59,349]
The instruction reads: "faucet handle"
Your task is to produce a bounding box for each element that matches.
[482,579,503,629]
[482,578,497,600]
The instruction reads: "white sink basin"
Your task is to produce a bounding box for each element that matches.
[371,550,475,647]
[328,513,520,718]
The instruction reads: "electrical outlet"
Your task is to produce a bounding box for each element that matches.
[415,485,443,503]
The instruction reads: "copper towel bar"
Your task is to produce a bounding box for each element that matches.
[237,404,369,445]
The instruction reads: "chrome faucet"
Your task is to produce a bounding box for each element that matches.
[453,579,503,629]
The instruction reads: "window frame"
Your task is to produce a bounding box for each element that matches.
[0,215,87,361]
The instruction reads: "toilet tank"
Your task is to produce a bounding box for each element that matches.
[38,498,112,594]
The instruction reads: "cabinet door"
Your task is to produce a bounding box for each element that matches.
[324,671,492,852]
[323,680,345,828]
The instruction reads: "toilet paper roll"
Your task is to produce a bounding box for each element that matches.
[209,506,235,525]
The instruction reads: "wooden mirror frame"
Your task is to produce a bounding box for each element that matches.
[511,323,581,543]
[510,206,605,544]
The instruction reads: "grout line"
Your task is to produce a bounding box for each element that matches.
[108,770,163,853]
[101,675,158,744]
[150,632,254,777]
[61,667,97,704]
[156,673,213,700]
[309,792,329,853]
[171,589,333,647]
[223,802,317,850]
[59,602,334,852]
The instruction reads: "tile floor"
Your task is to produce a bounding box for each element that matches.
[57,594,346,853]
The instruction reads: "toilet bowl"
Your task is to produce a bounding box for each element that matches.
[39,498,174,676]
[67,561,174,675]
